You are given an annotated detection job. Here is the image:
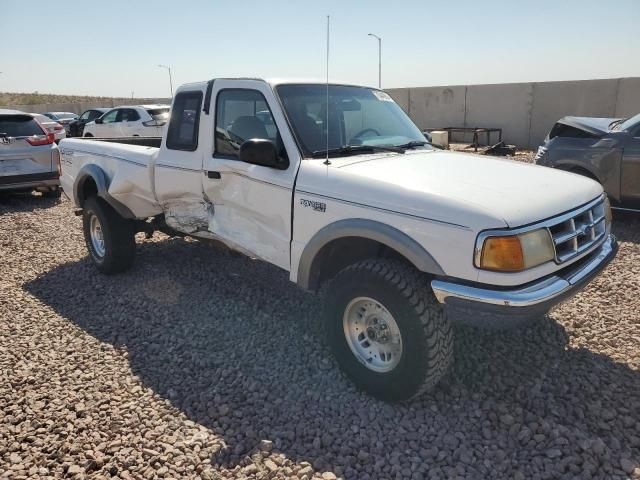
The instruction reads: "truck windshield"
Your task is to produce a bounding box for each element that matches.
[276,84,430,157]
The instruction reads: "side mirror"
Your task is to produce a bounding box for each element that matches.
[239,139,288,170]
[95,118,103,124]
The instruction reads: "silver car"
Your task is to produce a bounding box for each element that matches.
[42,112,78,135]
[535,114,640,212]
[0,109,61,197]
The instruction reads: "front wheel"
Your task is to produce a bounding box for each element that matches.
[324,259,453,401]
[82,196,135,274]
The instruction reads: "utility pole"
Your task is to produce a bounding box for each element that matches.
[367,33,382,88]
[157,64,173,97]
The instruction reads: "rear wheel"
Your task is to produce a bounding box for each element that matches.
[84,133,94,138]
[82,196,135,274]
[324,259,453,401]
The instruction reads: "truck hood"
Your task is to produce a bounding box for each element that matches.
[557,116,620,136]
[329,150,603,228]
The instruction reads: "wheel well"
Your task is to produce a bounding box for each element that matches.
[307,237,419,291]
[77,176,98,207]
[564,165,599,182]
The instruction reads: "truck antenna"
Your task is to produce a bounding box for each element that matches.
[324,15,331,166]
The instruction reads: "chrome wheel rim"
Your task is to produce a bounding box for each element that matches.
[343,297,403,373]
[89,214,105,258]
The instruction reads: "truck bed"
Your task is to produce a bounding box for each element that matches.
[59,137,163,218]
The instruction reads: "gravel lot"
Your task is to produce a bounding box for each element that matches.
[1,192,638,480]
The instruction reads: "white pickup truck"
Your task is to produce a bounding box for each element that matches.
[59,78,617,401]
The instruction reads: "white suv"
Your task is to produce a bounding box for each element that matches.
[83,105,170,138]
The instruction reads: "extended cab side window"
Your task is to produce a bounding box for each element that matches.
[167,91,203,151]
[215,89,285,160]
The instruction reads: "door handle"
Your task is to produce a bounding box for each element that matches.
[207,171,221,179]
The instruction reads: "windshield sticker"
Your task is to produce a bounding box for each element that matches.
[372,90,393,102]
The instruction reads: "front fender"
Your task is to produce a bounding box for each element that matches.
[296,218,445,290]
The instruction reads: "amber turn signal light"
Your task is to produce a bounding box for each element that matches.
[480,236,525,272]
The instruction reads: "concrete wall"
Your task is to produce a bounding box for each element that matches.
[615,78,640,117]
[9,98,171,115]
[387,77,640,148]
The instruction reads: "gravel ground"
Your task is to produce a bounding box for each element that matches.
[0,192,639,480]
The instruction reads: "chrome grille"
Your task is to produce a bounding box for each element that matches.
[547,197,607,264]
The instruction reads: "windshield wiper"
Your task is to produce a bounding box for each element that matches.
[609,118,625,130]
[395,140,429,149]
[311,144,405,158]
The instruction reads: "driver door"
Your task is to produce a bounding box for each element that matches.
[97,109,120,137]
[201,79,301,270]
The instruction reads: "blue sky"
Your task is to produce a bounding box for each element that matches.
[2,0,639,97]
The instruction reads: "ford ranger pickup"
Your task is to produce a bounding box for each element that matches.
[59,79,617,401]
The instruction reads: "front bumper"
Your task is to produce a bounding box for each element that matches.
[431,234,617,328]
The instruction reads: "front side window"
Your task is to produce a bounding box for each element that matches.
[166,91,202,151]
[215,89,282,159]
[80,111,91,121]
[89,111,103,120]
[276,84,429,156]
[101,110,118,124]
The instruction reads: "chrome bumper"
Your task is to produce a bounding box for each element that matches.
[431,234,617,327]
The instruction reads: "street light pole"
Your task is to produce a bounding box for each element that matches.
[157,64,173,97]
[367,33,382,89]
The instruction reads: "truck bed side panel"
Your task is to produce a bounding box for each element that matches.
[59,138,162,218]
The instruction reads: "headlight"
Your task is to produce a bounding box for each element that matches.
[478,228,555,272]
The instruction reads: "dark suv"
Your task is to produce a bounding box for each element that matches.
[0,109,61,197]
[68,108,109,137]
[535,113,640,212]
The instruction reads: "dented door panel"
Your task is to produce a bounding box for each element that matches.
[200,79,302,271]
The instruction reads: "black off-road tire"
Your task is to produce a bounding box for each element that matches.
[324,259,453,401]
[82,196,135,274]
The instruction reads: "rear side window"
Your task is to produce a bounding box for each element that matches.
[118,109,140,122]
[166,92,202,151]
[0,115,45,137]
